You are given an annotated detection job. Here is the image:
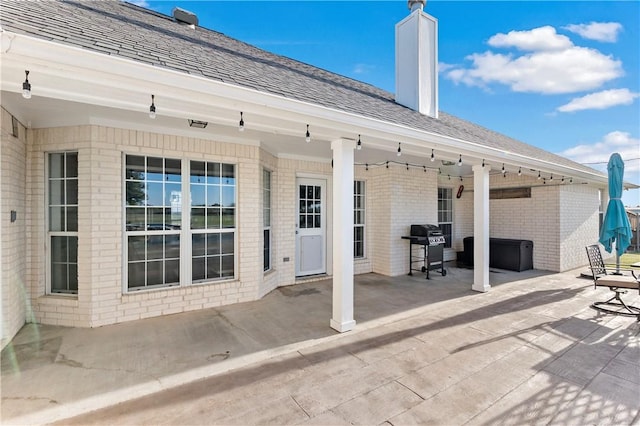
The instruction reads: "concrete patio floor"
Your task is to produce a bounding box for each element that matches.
[2,265,639,425]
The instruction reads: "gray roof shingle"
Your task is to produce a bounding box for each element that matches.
[0,0,602,176]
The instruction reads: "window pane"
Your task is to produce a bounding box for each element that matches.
[166,208,181,229]
[208,233,221,256]
[222,164,235,185]
[207,162,221,184]
[49,180,64,205]
[146,261,163,286]
[221,255,234,278]
[207,186,221,207]
[221,186,234,208]
[264,209,271,227]
[66,153,78,178]
[68,264,78,292]
[165,184,181,208]
[314,186,321,200]
[126,208,145,231]
[147,208,165,230]
[126,155,145,180]
[207,208,221,229]
[220,233,234,255]
[191,208,205,229]
[128,236,146,262]
[164,159,181,182]
[126,182,146,206]
[299,185,306,199]
[165,260,180,284]
[314,215,321,228]
[51,263,68,292]
[191,185,205,206]
[128,262,146,288]
[147,157,163,181]
[147,235,164,260]
[51,236,68,263]
[67,207,78,232]
[190,161,206,183]
[68,236,78,262]
[50,207,65,231]
[66,179,78,205]
[300,215,306,228]
[49,153,64,179]
[222,208,234,228]
[207,256,220,279]
[192,233,206,256]
[147,182,163,206]
[165,235,180,259]
[192,257,205,281]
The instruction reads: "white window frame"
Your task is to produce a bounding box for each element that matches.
[122,154,237,293]
[263,168,272,272]
[354,180,366,258]
[46,151,79,295]
[438,186,453,249]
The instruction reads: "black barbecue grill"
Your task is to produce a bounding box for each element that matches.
[401,224,447,279]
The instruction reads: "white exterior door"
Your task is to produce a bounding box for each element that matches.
[296,178,326,276]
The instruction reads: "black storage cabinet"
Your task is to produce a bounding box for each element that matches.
[463,237,534,272]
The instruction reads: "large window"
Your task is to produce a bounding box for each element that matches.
[125,156,182,289]
[438,187,453,248]
[124,156,236,290]
[48,152,78,294]
[190,161,235,282]
[354,180,365,258]
[263,169,272,271]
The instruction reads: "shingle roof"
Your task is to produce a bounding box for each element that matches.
[0,0,601,176]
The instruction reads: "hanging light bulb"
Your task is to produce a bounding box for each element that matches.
[397,142,402,157]
[482,159,485,168]
[570,177,573,184]
[448,174,451,180]
[430,149,435,162]
[423,165,427,173]
[305,124,311,143]
[460,176,463,182]
[458,154,462,167]
[406,163,409,171]
[238,112,245,131]
[518,167,522,176]
[550,174,554,181]
[537,171,541,180]
[22,70,32,99]
[149,94,156,119]
[357,134,362,150]
[386,161,389,169]
[561,176,565,183]
[365,163,369,171]
[501,163,506,174]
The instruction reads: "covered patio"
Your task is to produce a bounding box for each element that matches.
[2,264,638,425]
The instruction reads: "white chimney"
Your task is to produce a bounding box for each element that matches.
[395,0,438,118]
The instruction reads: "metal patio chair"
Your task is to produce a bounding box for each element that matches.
[585,244,640,321]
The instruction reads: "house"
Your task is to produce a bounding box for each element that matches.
[0,0,620,348]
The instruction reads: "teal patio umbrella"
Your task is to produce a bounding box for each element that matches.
[599,153,632,272]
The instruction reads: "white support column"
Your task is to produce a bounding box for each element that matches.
[473,164,491,292]
[330,138,356,333]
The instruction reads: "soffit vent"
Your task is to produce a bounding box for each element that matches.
[173,7,198,27]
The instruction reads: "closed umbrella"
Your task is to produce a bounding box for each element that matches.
[599,153,632,273]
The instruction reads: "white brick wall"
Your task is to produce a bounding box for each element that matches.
[559,184,600,271]
[1,108,28,348]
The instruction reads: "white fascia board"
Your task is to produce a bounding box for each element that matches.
[1,30,606,184]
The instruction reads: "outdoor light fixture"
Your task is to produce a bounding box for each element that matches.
[430,149,435,162]
[149,95,156,119]
[238,112,244,131]
[397,142,402,157]
[305,124,310,143]
[188,119,208,128]
[502,163,506,174]
[518,167,522,176]
[458,154,462,167]
[537,171,541,180]
[357,135,362,150]
[22,70,31,99]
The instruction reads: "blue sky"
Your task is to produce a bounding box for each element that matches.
[139,0,639,206]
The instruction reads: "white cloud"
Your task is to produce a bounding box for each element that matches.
[559,131,640,174]
[352,63,375,75]
[563,22,623,42]
[446,26,623,95]
[557,89,639,112]
[488,26,572,51]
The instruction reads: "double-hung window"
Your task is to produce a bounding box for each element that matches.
[125,156,182,289]
[438,187,453,248]
[190,161,236,282]
[354,180,365,258]
[48,152,78,294]
[124,155,237,290]
[263,169,272,271]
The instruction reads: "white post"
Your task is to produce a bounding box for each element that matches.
[473,164,491,292]
[330,138,356,332]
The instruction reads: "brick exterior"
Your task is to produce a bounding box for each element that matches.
[0,117,602,339]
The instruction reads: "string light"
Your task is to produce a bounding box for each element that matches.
[458,154,462,167]
[238,112,244,131]
[501,163,506,174]
[397,142,402,157]
[386,161,389,169]
[518,167,522,176]
[357,135,362,150]
[550,174,554,181]
[430,149,435,162]
[482,159,485,168]
[365,163,369,171]
[561,176,565,183]
[149,94,156,119]
[305,124,311,143]
[22,70,31,99]
[423,165,427,173]
[537,171,541,180]
[460,176,463,182]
